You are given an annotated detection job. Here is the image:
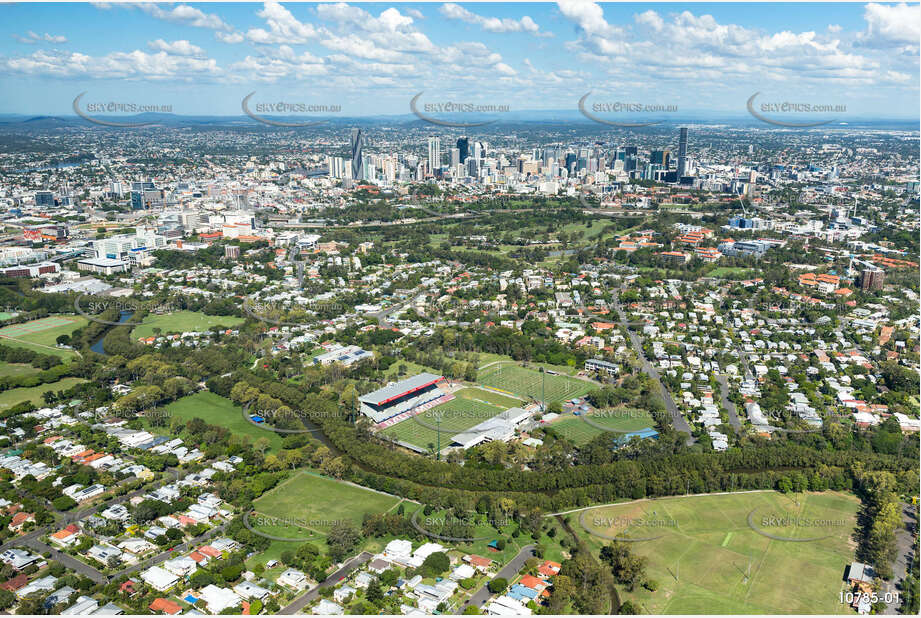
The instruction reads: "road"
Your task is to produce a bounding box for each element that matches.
[881,502,917,615]
[715,374,742,434]
[22,538,107,584]
[279,551,373,615]
[1,465,213,586]
[612,292,694,443]
[109,520,231,579]
[457,545,535,613]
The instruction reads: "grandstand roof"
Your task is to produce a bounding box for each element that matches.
[358,373,444,407]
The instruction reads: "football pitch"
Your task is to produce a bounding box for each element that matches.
[380,387,520,450]
[549,407,657,445]
[574,490,860,614]
[477,363,593,404]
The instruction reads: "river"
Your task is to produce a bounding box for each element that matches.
[89,310,134,355]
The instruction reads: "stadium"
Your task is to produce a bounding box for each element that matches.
[359,372,453,427]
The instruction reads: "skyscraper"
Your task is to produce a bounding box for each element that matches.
[650,150,670,167]
[427,136,441,174]
[677,127,688,178]
[450,148,460,168]
[456,137,469,164]
[350,128,364,181]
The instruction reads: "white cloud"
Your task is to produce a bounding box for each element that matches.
[247,1,319,44]
[859,3,920,47]
[13,31,68,44]
[139,3,232,31]
[216,32,245,44]
[439,3,548,36]
[3,48,221,80]
[556,2,907,88]
[634,10,664,32]
[556,0,621,38]
[147,39,205,57]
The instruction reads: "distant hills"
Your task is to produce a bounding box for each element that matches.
[0,111,916,130]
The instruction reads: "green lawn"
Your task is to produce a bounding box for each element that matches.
[573,490,860,614]
[0,315,87,359]
[0,377,88,410]
[549,407,656,445]
[0,362,41,379]
[709,267,755,279]
[252,471,401,541]
[162,391,282,452]
[130,310,245,340]
[478,364,592,404]
[380,387,519,450]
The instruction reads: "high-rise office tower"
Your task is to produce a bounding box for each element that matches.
[427,137,441,174]
[474,141,486,161]
[450,148,460,168]
[677,127,688,177]
[650,150,670,167]
[35,191,54,207]
[350,128,364,181]
[456,137,469,163]
[624,146,638,172]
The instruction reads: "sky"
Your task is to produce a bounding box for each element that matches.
[0,2,918,119]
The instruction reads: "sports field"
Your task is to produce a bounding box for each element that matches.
[252,471,401,539]
[130,310,245,340]
[0,315,87,359]
[0,377,88,410]
[549,407,656,445]
[380,387,520,450]
[162,391,282,452]
[574,490,859,614]
[0,362,41,379]
[477,364,592,404]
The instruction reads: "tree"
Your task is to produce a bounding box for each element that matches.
[420,552,450,578]
[487,577,507,594]
[365,578,383,605]
[600,542,647,591]
[327,521,360,563]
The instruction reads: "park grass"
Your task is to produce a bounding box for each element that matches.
[0,362,41,379]
[548,408,656,445]
[163,391,282,452]
[0,376,88,410]
[572,490,859,614]
[0,315,87,359]
[709,267,755,279]
[252,471,401,540]
[130,310,244,340]
[477,364,592,404]
[380,388,515,450]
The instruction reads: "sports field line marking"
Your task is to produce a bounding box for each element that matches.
[721,531,733,547]
[249,509,329,538]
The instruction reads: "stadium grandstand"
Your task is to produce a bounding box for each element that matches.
[359,372,451,425]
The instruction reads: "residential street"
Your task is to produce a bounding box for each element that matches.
[457,544,535,613]
[279,551,373,615]
[612,292,694,443]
